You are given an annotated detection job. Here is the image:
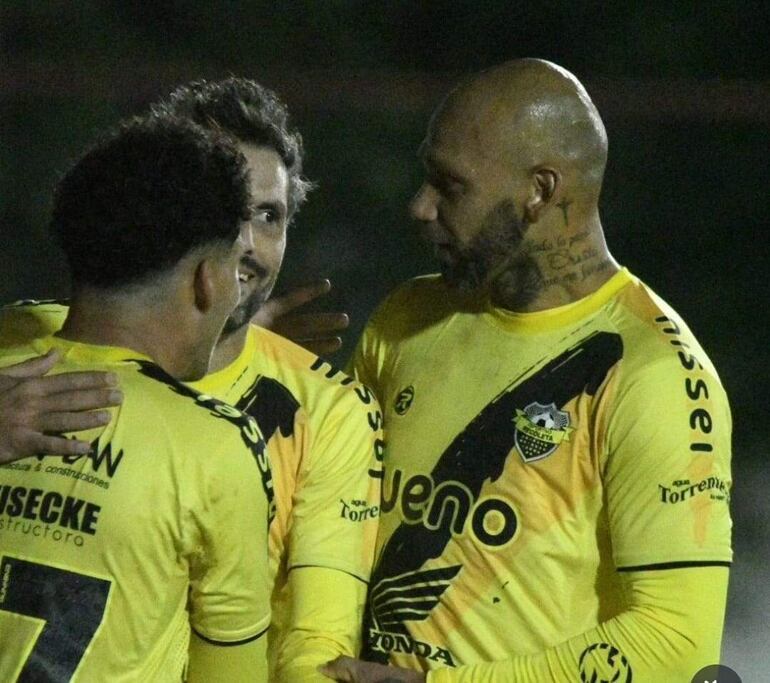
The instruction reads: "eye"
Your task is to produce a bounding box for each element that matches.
[254,208,278,224]
[434,174,464,199]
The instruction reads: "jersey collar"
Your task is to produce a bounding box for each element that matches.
[35,335,154,364]
[482,268,635,333]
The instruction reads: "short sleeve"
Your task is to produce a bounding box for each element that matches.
[604,354,733,569]
[186,436,272,643]
[287,386,384,580]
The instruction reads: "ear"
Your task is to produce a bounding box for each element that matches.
[523,167,559,223]
[192,259,216,314]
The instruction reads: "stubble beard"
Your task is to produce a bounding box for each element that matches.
[440,199,542,309]
[220,287,269,337]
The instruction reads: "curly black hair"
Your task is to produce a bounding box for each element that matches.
[153,77,313,219]
[51,114,252,290]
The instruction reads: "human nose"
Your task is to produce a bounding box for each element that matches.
[409,183,439,223]
[242,222,258,252]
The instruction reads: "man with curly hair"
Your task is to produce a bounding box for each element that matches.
[1,79,383,683]
[0,115,273,681]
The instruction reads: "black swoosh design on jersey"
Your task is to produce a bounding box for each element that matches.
[361,331,623,662]
[369,565,462,631]
[133,360,275,523]
[234,376,300,441]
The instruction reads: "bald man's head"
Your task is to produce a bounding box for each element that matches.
[411,59,616,306]
[433,59,608,199]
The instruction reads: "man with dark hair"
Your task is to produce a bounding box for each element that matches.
[0,116,273,681]
[1,78,382,683]
[324,59,732,683]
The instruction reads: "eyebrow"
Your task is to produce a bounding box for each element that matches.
[254,200,287,216]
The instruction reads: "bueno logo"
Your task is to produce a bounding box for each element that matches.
[578,643,632,683]
[381,469,519,548]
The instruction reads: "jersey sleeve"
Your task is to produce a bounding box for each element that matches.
[601,353,733,569]
[273,566,367,682]
[427,565,729,683]
[185,435,272,644]
[287,383,383,580]
[188,631,268,683]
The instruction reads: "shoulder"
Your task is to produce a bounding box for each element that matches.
[371,274,459,321]
[364,274,479,344]
[249,324,379,414]
[123,359,265,456]
[607,275,721,380]
[601,276,727,417]
[0,300,69,347]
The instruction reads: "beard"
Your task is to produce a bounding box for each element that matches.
[220,286,268,336]
[220,255,273,337]
[439,200,529,291]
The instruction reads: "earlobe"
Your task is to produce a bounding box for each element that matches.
[193,260,215,314]
[524,168,559,223]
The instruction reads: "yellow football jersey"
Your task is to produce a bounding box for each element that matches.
[0,336,273,682]
[0,302,384,675]
[190,324,383,669]
[351,268,732,672]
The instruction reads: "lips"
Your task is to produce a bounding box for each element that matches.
[238,256,268,285]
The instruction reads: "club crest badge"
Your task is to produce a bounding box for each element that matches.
[513,401,574,463]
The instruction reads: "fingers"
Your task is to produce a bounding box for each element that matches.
[256,279,333,323]
[16,371,120,398]
[0,430,93,465]
[38,409,113,433]
[0,349,61,378]
[279,279,333,312]
[37,387,123,414]
[318,656,357,681]
[272,312,350,340]
[23,433,94,458]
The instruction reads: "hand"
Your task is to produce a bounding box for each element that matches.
[251,279,350,356]
[319,656,426,683]
[0,349,123,464]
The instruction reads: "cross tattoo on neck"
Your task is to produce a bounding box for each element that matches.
[556,198,572,226]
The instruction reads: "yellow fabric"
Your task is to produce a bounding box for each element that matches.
[0,336,271,682]
[426,566,729,682]
[350,269,732,676]
[188,630,268,683]
[273,566,368,682]
[0,302,383,678]
[190,324,383,675]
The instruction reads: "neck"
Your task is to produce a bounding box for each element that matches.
[58,288,194,377]
[209,324,249,373]
[489,210,620,312]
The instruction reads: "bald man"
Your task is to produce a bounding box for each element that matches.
[324,60,733,683]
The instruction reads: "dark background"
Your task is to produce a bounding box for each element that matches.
[2,2,768,676]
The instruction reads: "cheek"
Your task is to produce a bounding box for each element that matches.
[261,235,287,274]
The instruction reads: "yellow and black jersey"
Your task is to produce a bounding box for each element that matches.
[350,268,732,672]
[0,302,384,675]
[0,337,273,682]
[191,324,383,668]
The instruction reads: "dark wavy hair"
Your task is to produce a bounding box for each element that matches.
[153,77,313,219]
[51,115,252,290]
